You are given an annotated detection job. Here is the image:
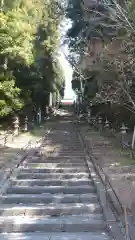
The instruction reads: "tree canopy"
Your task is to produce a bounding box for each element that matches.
[66,0,135,112]
[0,0,65,117]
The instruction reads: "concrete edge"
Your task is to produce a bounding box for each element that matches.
[78,123,135,239]
[76,123,126,240]
[0,129,51,197]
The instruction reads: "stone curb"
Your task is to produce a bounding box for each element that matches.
[0,129,51,197]
[76,123,126,240]
[78,123,135,240]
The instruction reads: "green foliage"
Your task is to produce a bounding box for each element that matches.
[0,0,65,117]
[53,60,65,95]
[66,0,117,55]
[0,10,34,65]
[71,70,81,91]
[66,0,135,113]
[72,79,81,91]
[0,73,23,116]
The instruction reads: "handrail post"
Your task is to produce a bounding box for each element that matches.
[124,205,129,240]
[105,175,108,207]
[4,134,7,146]
[24,116,28,132]
[13,115,19,140]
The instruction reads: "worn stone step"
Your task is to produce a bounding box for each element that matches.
[57,142,81,144]
[58,147,83,150]
[47,156,84,160]
[52,153,84,156]
[23,163,85,168]
[46,143,81,146]
[0,193,98,204]
[60,142,82,144]
[28,160,85,165]
[0,214,105,232]
[26,158,84,163]
[57,152,84,155]
[16,172,89,180]
[40,145,82,148]
[61,147,83,150]
[12,179,92,187]
[19,167,88,174]
[0,121,111,238]
[0,232,111,240]
[7,185,96,195]
[0,203,102,216]
[57,154,84,157]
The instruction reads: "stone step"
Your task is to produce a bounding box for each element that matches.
[12,179,92,187]
[57,154,84,157]
[45,157,85,161]
[47,156,84,160]
[16,172,89,180]
[43,142,81,144]
[0,214,105,232]
[49,142,81,144]
[60,147,83,150]
[23,163,86,168]
[0,122,111,238]
[0,203,102,216]
[0,232,111,240]
[26,158,84,163]
[56,152,84,155]
[26,159,85,164]
[19,167,88,174]
[0,193,98,204]
[55,141,81,144]
[53,144,82,147]
[7,185,96,195]
[58,148,83,151]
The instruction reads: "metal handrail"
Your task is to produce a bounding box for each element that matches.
[74,121,122,206]
[0,126,13,146]
[0,128,51,196]
[94,161,123,212]
[93,161,132,240]
[80,126,124,213]
[75,118,128,213]
[75,120,134,240]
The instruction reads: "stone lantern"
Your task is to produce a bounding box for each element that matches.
[87,109,91,124]
[24,116,28,132]
[105,118,110,128]
[98,116,103,132]
[98,116,102,124]
[13,115,19,137]
[91,116,96,125]
[120,123,129,149]
[120,123,128,134]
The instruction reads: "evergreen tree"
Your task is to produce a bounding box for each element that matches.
[0,0,65,117]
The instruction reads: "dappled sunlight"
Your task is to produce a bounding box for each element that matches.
[0,114,112,239]
[0,144,37,181]
[0,232,111,240]
[0,202,100,218]
[80,124,135,212]
[109,162,120,167]
[41,143,62,157]
[0,232,37,240]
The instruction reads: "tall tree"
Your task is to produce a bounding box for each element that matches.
[0,0,65,117]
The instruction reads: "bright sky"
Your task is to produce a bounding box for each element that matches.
[59,50,75,99]
[58,18,75,100]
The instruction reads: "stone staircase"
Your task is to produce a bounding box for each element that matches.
[0,122,112,239]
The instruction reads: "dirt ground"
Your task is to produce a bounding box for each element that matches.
[80,124,135,212]
[0,122,52,182]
